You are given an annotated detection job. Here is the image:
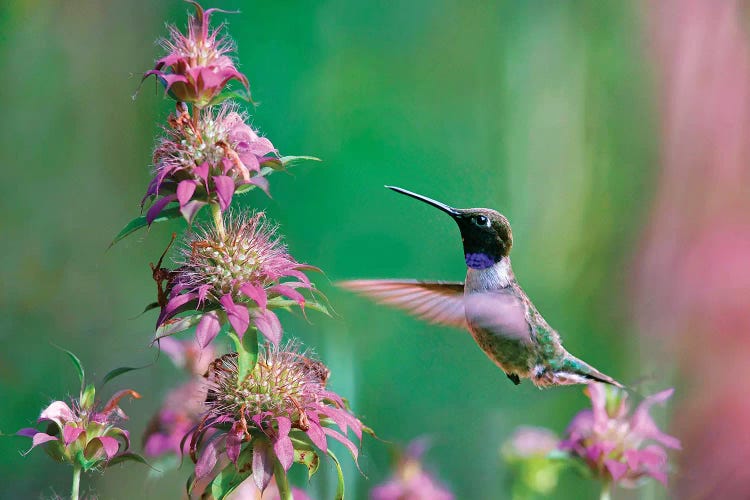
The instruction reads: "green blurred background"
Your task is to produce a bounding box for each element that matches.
[0,1,661,498]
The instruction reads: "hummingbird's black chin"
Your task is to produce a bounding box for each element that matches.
[385,186,461,217]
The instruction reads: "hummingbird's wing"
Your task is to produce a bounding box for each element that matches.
[338,279,467,328]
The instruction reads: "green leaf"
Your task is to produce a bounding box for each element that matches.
[280,155,321,168]
[107,452,153,469]
[228,329,258,382]
[57,347,85,389]
[101,366,140,387]
[327,450,346,500]
[210,462,251,500]
[208,87,253,105]
[109,206,181,248]
[153,313,203,341]
[146,454,180,479]
[294,447,320,480]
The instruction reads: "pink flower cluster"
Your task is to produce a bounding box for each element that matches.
[144,2,248,106]
[560,384,681,487]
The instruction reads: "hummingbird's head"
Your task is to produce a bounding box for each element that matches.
[386,186,513,270]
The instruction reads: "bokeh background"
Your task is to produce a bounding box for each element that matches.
[2,0,748,498]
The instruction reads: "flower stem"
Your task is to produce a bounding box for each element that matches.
[211,203,226,240]
[71,465,81,500]
[599,481,612,500]
[273,457,293,500]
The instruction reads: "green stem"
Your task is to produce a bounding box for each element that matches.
[273,457,293,500]
[228,329,259,383]
[211,203,226,240]
[71,465,81,500]
[600,481,612,500]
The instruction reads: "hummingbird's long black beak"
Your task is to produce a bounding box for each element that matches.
[385,186,461,217]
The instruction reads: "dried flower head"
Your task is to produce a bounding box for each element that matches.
[370,438,453,500]
[560,384,681,488]
[144,1,249,106]
[17,387,140,471]
[190,343,363,491]
[144,103,277,223]
[157,213,313,346]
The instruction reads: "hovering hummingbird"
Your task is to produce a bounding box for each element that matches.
[340,186,623,389]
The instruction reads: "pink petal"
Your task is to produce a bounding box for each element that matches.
[604,459,629,481]
[252,439,273,492]
[96,436,120,460]
[195,438,219,478]
[176,180,198,207]
[220,294,249,337]
[146,194,177,224]
[226,422,244,465]
[180,200,207,224]
[21,432,58,454]
[196,311,221,348]
[213,175,235,211]
[62,425,85,445]
[39,401,75,426]
[267,284,305,306]
[253,309,282,345]
[322,427,359,460]
[240,283,267,310]
[305,420,327,452]
[157,292,198,326]
[273,417,294,471]
[194,161,210,181]
[247,176,269,196]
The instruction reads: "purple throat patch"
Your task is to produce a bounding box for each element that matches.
[465,252,495,269]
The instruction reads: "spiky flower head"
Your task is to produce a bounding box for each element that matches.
[144,102,278,224]
[144,1,249,106]
[17,387,140,471]
[157,213,314,346]
[560,384,681,488]
[189,343,364,492]
[370,438,453,500]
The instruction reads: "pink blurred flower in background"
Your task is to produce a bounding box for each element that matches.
[560,384,680,488]
[637,0,750,496]
[370,438,453,500]
[143,338,215,457]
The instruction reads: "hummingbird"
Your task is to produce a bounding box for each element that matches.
[340,186,623,389]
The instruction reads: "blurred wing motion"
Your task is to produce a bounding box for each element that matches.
[339,279,466,328]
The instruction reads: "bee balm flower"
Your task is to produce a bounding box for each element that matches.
[560,384,681,488]
[144,1,249,106]
[144,103,277,223]
[157,213,313,346]
[189,344,364,492]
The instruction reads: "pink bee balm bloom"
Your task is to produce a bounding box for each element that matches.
[560,384,681,488]
[144,103,277,223]
[144,1,249,106]
[370,438,454,500]
[17,388,140,471]
[189,344,364,492]
[157,213,314,346]
[143,338,216,457]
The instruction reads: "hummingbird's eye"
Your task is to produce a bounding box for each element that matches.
[473,215,490,228]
